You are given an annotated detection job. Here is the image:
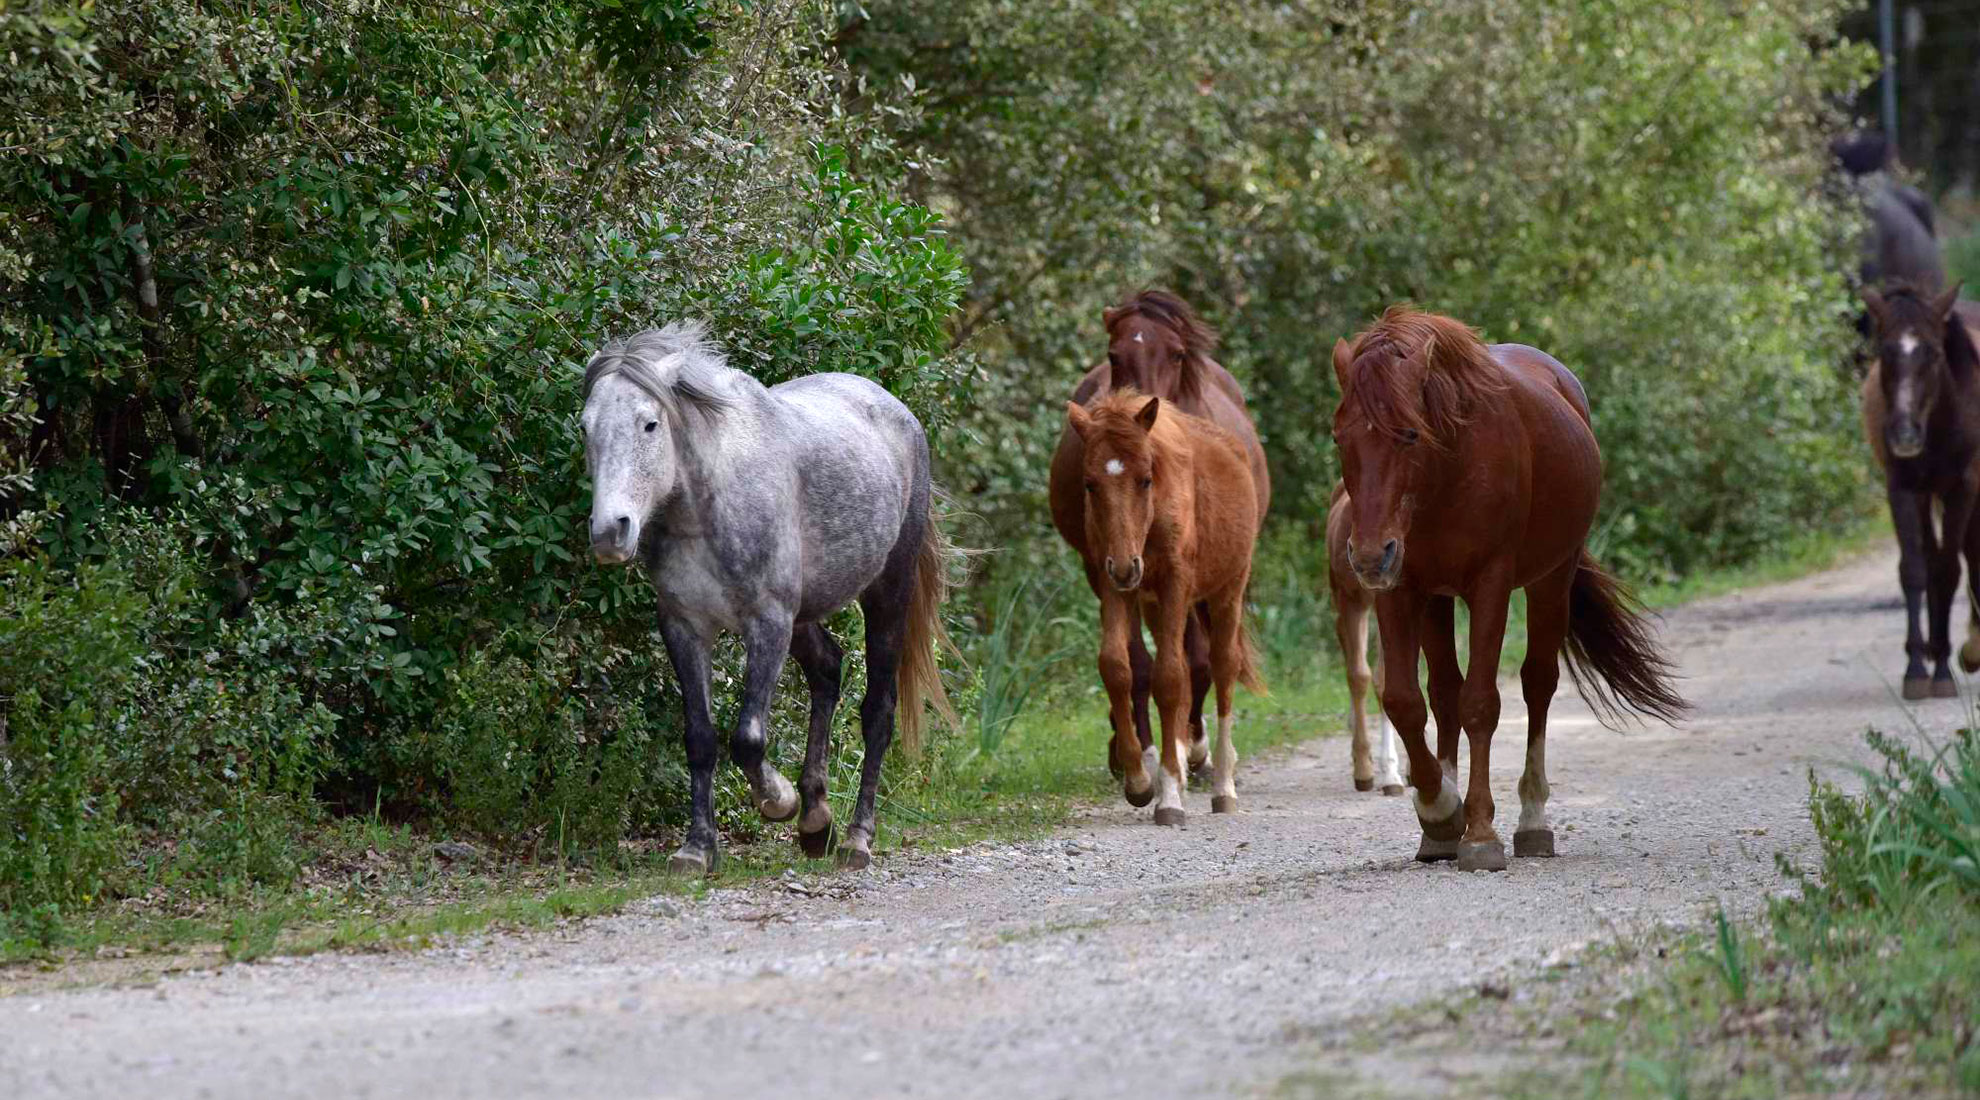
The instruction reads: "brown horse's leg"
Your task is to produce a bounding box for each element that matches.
[1149,586,1194,826]
[1206,580,1247,813]
[1099,590,1153,807]
[1961,501,1980,673]
[1927,487,1976,696]
[1515,561,1574,858]
[1456,575,1513,873]
[1376,590,1450,861]
[1422,595,1464,779]
[1185,605,1213,773]
[1126,601,1158,767]
[1336,595,1376,791]
[1889,482,1934,698]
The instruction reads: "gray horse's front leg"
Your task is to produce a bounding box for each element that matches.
[733,614,799,823]
[658,617,722,875]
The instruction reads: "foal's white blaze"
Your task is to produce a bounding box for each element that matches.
[1105,459,1125,476]
[1371,713,1404,790]
[1213,710,1238,802]
[1900,332,1921,356]
[1133,332,1146,344]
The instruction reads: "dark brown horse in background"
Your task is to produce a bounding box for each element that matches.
[1051,291,1270,775]
[1333,306,1686,872]
[1859,281,1980,697]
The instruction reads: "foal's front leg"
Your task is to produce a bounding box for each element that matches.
[659,617,723,874]
[1926,485,1976,697]
[1148,584,1193,827]
[733,614,799,822]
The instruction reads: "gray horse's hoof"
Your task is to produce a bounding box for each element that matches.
[1211,795,1237,814]
[1514,828,1556,858]
[1902,676,1931,701]
[1415,836,1458,863]
[1354,777,1375,792]
[1380,784,1406,797]
[836,829,873,871]
[798,819,834,860]
[1153,807,1186,827]
[1457,840,1508,872]
[1932,675,1959,699]
[1962,639,1980,674]
[667,844,718,876]
[752,768,798,822]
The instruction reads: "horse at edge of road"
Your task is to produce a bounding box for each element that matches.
[581,321,958,875]
[1049,290,1271,781]
[1064,389,1266,826]
[1326,480,1407,797]
[1332,305,1688,872]
[1859,281,1980,698]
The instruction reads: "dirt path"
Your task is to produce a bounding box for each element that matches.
[0,549,1956,1100]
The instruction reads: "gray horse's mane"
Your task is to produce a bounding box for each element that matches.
[582,321,738,417]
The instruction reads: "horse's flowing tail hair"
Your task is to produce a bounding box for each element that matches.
[1564,551,1687,727]
[1235,616,1267,696]
[896,505,961,754]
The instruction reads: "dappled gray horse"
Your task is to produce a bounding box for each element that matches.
[581,323,956,873]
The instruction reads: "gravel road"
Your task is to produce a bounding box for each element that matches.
[0,549,1954,1100]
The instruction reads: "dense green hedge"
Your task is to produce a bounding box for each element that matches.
[0,0,1881,940]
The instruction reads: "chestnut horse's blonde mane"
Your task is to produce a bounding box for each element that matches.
[1341,305,1510,446]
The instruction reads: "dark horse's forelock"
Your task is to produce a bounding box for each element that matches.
[1342,305,1510,447]
[1877,281,1979,379]
[1104,289,1220,359]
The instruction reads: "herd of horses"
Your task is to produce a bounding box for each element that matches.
[580,289,1697,876]
[575,134,1962,877]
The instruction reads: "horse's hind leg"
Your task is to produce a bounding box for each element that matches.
[1206,583,1247,813]
[790,622,844,858]
[1423,595,1464,780]
[1928,487,1977,696]
[1335,596,1377,792]
[1514,561,1574,858]
[658,617,723,875]
[731,615,798,824]
[1960,503,1980,674]
[1186,605,1213,774]
[846,549,918,869]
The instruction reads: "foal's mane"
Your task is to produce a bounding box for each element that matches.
[583,321,738,418]
[1341,305,1509,445]
[1104,289,1218,405]
[1086,386,1234,473]
[1877,281,1979,380]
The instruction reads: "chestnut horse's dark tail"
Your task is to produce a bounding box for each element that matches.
[1564,551,1688,726]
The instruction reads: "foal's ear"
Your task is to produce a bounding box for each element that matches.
[1066,401,1093,439]
[1933,282,1963,323]
[1135,396,1160,430]
[1862,287,1889,329]
[1332,338,1353,389]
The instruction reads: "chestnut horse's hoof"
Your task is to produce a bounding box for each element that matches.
[1153,807,1186,827]
[1211,795,1237,814]
[1380,784,1406,797]
[1354,777,1375,792]
[836,829,873,871]
[667,844,719,876]
[1457,840,1508,872]
[1902,676,1932,701]
[1932,675,1959,699]
[1415,836,1458,863]
[1124,780,1155,808]
[1513,828,1557,858]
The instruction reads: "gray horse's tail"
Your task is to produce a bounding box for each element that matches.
[897,506,960,754]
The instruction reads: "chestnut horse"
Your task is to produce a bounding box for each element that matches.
[1333,307,1686,871]
[1326,482,1405,796]
[1050,291,1270,775]
[1066,390,1265,824]
[1859,281,1980,696]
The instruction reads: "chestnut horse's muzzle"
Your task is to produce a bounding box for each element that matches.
[1105,555,1144,592]
[1347,538,1403,591]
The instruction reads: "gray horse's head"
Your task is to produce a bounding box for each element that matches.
[580,323,734,564]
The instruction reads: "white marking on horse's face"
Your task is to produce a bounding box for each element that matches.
[583,373,674,564]
[1105,458,1125,476]
[1899,332,1920,356]
[1133,332,1145,344]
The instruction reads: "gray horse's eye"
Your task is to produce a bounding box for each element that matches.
[644,421,659,433]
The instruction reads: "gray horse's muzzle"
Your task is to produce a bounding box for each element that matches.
[591,514,636,564]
